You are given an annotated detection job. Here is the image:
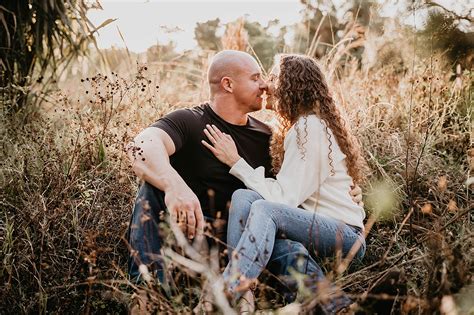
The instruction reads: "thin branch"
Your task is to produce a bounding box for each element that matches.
[405,2,417,241]
[424,1,474,22]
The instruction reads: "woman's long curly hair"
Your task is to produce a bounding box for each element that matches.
[269,54,366,184]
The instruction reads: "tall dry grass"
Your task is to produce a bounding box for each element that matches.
[1,27,472,314]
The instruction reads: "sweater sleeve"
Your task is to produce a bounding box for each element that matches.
[229,117,331,208]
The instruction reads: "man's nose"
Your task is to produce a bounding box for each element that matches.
[260,80,268,90]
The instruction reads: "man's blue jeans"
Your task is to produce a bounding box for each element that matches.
[127,182,320,302]
[224,189,366,313]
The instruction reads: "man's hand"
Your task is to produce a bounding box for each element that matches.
[350,184,364,207]
[165,185,204,240]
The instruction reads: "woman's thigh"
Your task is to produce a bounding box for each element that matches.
[249,200,365,260]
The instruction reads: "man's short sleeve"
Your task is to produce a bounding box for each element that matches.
[150,109,194,152]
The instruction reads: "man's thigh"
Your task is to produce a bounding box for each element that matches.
[128,182,168,281]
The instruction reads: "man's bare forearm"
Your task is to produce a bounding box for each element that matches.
[127,127,203,239]
[128,128,187,193]
[135,155,186,193]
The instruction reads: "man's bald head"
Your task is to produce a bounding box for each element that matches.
[207,50,260,96]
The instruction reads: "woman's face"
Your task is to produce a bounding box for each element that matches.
[267,64,280,93]
[264,64,280,110]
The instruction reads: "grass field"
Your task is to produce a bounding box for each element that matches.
[1,21,473,314]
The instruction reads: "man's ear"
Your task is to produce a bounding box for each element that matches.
[221,77,233,93]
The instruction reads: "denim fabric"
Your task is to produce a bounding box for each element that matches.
[127,182,168,283]
[227,189,323,302]
[224,189,366,314]
[127,182,319,302]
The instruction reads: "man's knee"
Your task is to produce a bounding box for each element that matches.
[137,182,165,206]
[128,182,166,245]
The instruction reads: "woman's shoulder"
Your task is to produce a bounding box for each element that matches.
[285,114,326,147]
[295,114,326,134]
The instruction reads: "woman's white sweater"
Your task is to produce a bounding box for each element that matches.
[230,114,366,229]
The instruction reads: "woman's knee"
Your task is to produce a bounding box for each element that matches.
[248,199,276,220]
[229,189,262,217]
[231,189,261,204]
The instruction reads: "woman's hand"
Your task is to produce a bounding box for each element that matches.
[202,124,241,167]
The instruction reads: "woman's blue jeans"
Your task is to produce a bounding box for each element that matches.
[225,189,366,313]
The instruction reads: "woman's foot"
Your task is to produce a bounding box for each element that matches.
[237,290,255,314]
[193,283,215,314]
[193,299,214,314]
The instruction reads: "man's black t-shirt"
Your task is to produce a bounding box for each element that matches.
[150,103,273,219]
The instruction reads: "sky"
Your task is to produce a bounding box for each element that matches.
[87,0,305,53]
[87,0,470,53]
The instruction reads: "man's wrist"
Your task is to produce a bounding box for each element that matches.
[161,170,187,193]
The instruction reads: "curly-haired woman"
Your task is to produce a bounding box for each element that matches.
[202,54,367,314]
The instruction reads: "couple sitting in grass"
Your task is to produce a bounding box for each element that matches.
[127,50,366,314]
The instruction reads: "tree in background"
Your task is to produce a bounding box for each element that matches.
[292,3,341,57]
[0,0,103,111]
[146,42,179,63]
[418,2,474,69]
[194,18,221,52]
[293,0,381,58]
[244,20,287,70]
[195,18,287,71]
[221,18,249,52]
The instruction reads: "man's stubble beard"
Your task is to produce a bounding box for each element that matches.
[248,101,263,113]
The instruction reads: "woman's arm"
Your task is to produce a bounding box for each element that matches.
[230,124,329,207]
[202,120,330,208]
